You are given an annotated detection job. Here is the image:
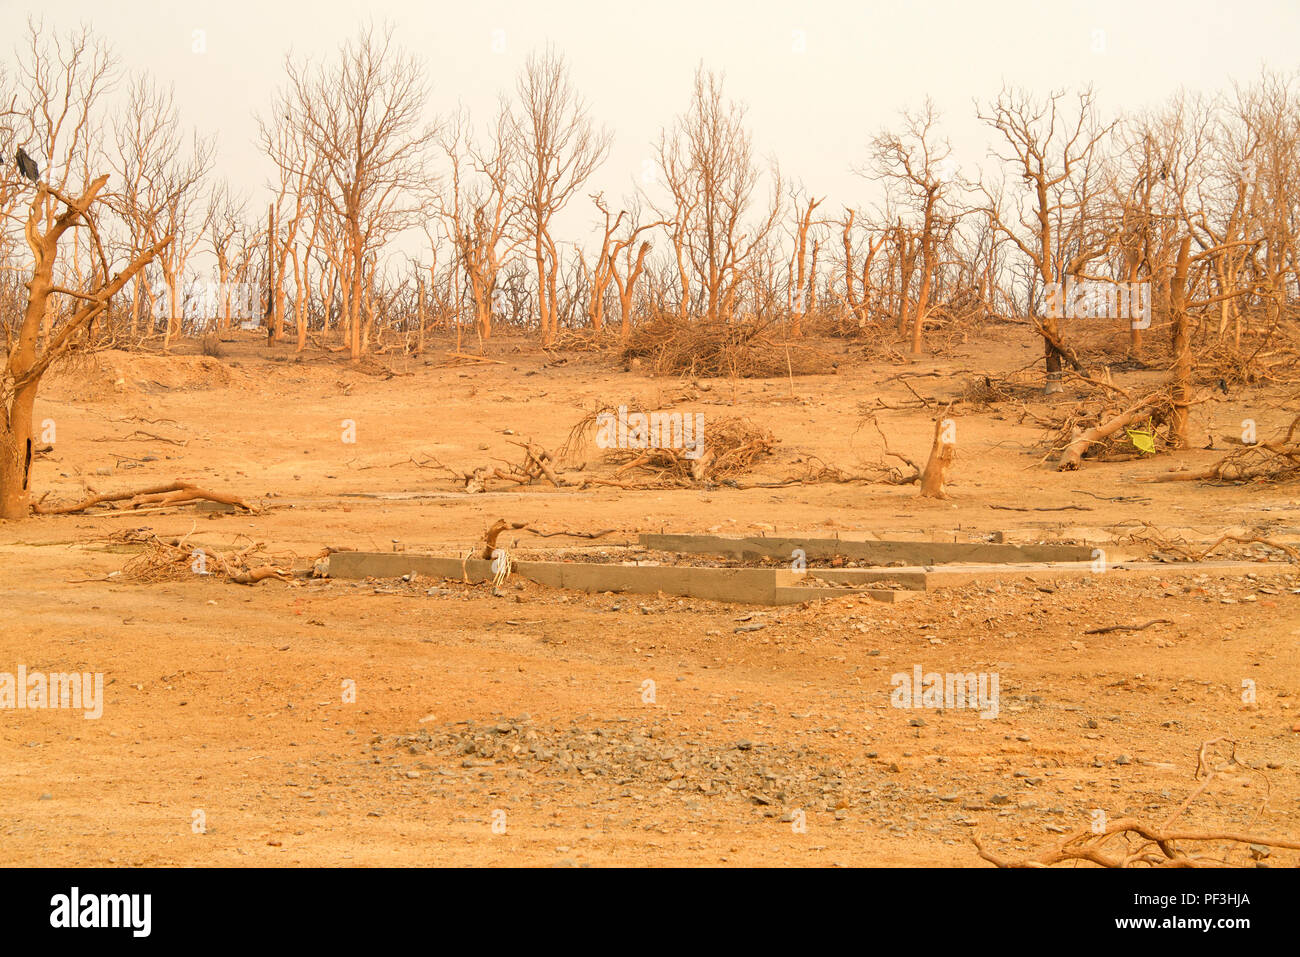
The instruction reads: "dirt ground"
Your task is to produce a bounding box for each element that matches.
[1,327,1297,867]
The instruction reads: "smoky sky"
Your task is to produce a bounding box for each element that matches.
[3,0,1295,267]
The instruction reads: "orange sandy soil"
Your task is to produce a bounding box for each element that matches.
[1,327,1297,867]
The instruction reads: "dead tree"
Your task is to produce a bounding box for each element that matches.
[206,183,250,335]
[1,177,171,519]
[280,24,437,360]
[976,86,1116,391]
[257,92,322,347]
[437,104,522,343]
[652,66,783,323]
[513,48,611,345]
[839,208,887,327]
[870,100,958,354]
[588,193,666,338]
[787,189,824,338]
[111,73,214,351]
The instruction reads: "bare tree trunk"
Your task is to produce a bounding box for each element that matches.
[129,276,143,341]
[897,237,915,337]
[2,178,170,519]
[161,264,178,353]
[918,417,956,498]
[0,379,40,521]
[911,252,932,355]
[417,277,426,355]
[349,227,363,360]
[293,244,307,353]
[1169,236,1192,448]
[266,203,278,343]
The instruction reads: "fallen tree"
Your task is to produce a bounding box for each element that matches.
[33,480,253,515]
[1056,394,1164,470]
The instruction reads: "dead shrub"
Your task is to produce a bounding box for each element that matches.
[564,404,776,483]
[622,315,835,378]
[607,415,775,482]
[200,334,225,358]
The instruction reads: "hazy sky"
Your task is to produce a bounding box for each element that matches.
[3,0,1298,259]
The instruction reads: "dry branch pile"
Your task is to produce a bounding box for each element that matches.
[427,441,569,493]
[560,406,776,487]
[1141,414,1300,485]
[1053,393,1175,470]
[622,316,835,378]
[592,415,776,486]
[544,328,611,353]
[1195,337,1300,389]
[605,415,775,483]
[115,529,298,584]
[959,372,1044,408]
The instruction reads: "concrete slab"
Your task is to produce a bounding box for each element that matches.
[804,568,930,590]
[326,550,1293,607]
[325,551,902,605]
[328,551,492,582]
[808,560,1297,591]
[640,533,1098,565]
[773,585,919,604]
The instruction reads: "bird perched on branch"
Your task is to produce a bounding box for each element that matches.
[14,147,40,184]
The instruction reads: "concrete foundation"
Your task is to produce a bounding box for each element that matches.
[805,560,1294,591]
[326,540,1293,607]
[326,551,905,605]
[639,533,1100,565]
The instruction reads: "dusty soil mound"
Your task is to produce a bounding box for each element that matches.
[44,349,244,400]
